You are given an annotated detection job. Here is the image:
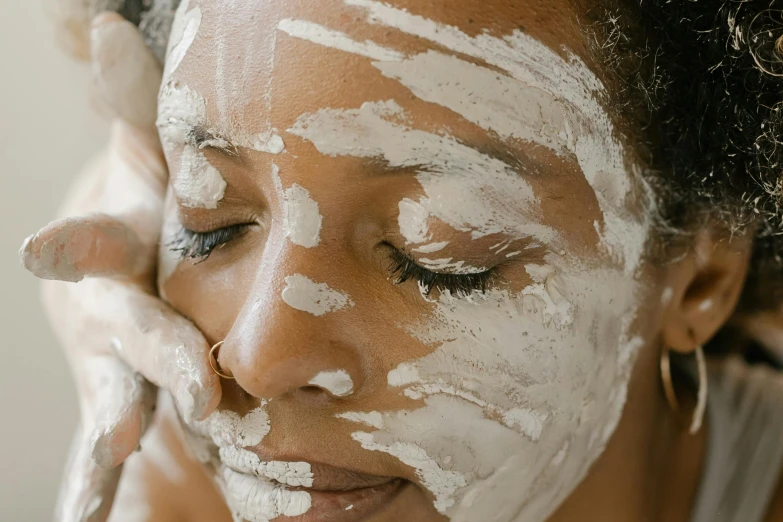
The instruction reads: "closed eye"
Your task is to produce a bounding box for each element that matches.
[167,228,500,297]
[168,224,251,261]
[386,247,499,298]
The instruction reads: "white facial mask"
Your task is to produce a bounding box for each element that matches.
[282,184,323,248]
[181,404,314,522]
[341,264,643,522]
[167,1,653,521]
[280,3,652,521]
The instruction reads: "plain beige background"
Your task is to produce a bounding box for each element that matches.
[0,1,109,519]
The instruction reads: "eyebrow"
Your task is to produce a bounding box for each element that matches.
[159,115,242,160]
[361,136,542,179]
[188,124,241,159]
[473,139,542,177]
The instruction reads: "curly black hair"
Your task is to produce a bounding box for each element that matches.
[586,1,783,319]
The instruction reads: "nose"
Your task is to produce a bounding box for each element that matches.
[216,264,364,401]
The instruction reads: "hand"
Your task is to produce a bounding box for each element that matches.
[20,13,221,521]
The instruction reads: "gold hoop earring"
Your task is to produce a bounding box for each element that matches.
[660,345,707,435]
[209,341,235,380]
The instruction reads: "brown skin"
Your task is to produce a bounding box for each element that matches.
[25,13,225,519]
[104,1,781,521]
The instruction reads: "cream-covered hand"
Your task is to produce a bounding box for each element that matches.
[19,13,220,522]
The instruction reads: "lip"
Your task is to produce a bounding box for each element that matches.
[290,476,406,521]
[221,452,408,521]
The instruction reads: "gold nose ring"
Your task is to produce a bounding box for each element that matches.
[209,341,235,380]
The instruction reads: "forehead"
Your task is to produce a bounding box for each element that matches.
[172,0,594,136]
[161,0,649,270]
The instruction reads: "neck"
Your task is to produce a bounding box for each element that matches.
[547,346,707,522]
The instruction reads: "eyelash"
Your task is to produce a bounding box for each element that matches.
[386,247,497,298]
[168,224,249,261]
[168,227,498,297]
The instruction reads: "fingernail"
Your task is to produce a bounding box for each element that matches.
[19,229,84,282]
[18,234,34,268]
[193,378,221,421]
[178,378,218,423]
[174,385,198,424]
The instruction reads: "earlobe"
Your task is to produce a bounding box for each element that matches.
[662,229,753,354]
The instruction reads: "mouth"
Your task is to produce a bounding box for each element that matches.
[219,449,408,521]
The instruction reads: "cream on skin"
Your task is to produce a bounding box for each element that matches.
[219,447,315,487]
[184,405,314,521]
[278,3,650,521]
[156,1,286,213]
[163,0,202,78]
[158,2,655,521]
[89,353,155,468]
[288,100,558,247]
[280,0,649,265]
[156,0,224,210]
[158,191,185,290]
[156,0,288,286]
[54,355,155,522]
[19,217,145,283]
[158,81,227,209]
[282,184,324,248]
[21,12,232,521]
[309,370,355,397]
[398,198,432,245]
[156,7,317,517]
[281,274,356,317]
[413,241,449,254]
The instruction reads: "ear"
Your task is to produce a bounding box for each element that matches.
[662,229,754,354]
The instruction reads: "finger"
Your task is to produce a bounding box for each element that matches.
[87,355,156,469]
[19,215,145,283]
[47,0,93,61]
[55,356,155,522]
[90,12,162,134]
[20,119,169,283]
[54,427,122,522]
[112,288,222,423]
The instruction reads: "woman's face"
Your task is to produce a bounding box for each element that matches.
[158,1,659,521]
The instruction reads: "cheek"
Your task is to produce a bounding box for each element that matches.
[401,267,639,424]
[343,262,645,518]
[159,228,267,342]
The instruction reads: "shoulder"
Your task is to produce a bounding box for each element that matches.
[710,357,783,522]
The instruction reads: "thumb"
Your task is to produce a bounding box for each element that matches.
[87,355,157,469]
[53,357,156,522]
